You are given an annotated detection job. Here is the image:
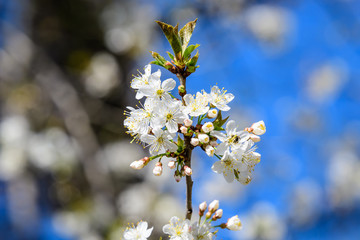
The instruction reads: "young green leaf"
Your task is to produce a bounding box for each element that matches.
[183,44,200,61]
[150,60,164,67]
[167,51,175,60]
[179,19,198,53]
[156,21,182,60]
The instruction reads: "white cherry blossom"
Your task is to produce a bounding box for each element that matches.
[163,216,193,240]
[153,100,188,133]
[211,150,248,183]
[131,64,161,100]
[141,77,176,103]
[212,120,249,154]
[208,86,234,111]
[191,222,214,240]
[123,221,153,240]
[141,128,177,155]
[183,92,209,117]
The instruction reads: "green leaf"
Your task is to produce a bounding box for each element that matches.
[219,115,229,128]
[212,110,229,128]
[151,51,166,64]
[167,51,175,60]
[150,60,164,67]
[177,134,184,149]
[186,50,199,73]
[187,50,199,66]
[156,21,182,59]
[183,44,200,61]
[179,19,198,53]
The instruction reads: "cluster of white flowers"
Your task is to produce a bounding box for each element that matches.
[124,200,242,240]
[125,65,266,184]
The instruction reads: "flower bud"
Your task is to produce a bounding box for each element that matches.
[184,166,192,176]
[153,162,163,176]
[174,170,181,182]
[130,160,144,170]
[205,145,215,157]
[168,160,176,169]
[199,201,207,212]
[201,122,214,133]
[251,120,266,135]
[190,138,199,146]
[184,118,193,127]
[213,209,223,220]
[207,109,218,118]
[180,126,188,134]
[198,134,210,143]
[208,200,219,213]
[226,215,242,231]
[249,134,261,143]
[178,85,186,94]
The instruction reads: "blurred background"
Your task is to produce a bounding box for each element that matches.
[1,0,360,239]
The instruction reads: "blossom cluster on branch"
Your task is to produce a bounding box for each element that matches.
[125,63,265,184]
[124,200,242,240]
[123,18,266,239]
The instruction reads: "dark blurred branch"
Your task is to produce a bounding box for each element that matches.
[33,48,115,201]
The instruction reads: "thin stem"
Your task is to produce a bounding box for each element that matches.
[184,136,193,220]
[176,70,193,220]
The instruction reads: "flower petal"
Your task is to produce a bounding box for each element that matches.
[162,78,176,91]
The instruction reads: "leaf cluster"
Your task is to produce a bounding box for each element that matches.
[151,19,200,76]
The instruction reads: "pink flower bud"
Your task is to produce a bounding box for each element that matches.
[249,134,261,143]
[210,141,218,147]
[184,118,193,127]
[184,166,192,176]
[207,109,218,118]
[208,200,219,212]
[168,160,176,169]
[190,138,199,146]
[180,126,188,134]
[153,162,163,176]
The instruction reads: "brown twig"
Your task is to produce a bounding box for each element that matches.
[176,70,193,220]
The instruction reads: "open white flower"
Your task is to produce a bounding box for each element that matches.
[211,150,248,183]
[208,86,234,111]
[141,128,178,155]
[131,65,161,100]
[123,221,153,240]
[183,92,209,117]
[191,221,214,240]
[153,100,188,133]
[124,100,157,137]
[163,216,193,240]
[212,120,249,154]
[141,77,176,103]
